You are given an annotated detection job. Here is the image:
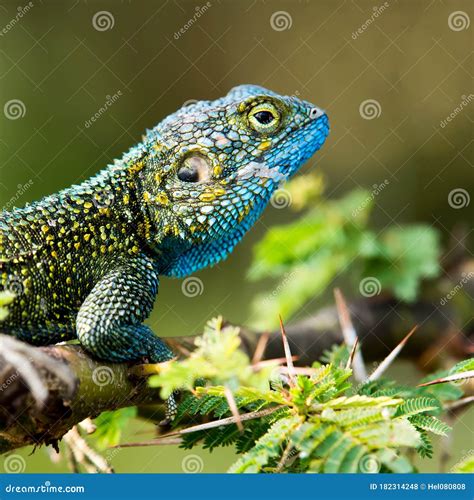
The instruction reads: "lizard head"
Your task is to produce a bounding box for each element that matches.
[138,84,329,276]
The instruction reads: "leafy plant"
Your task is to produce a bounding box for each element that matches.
[248,174,441,329]
[141,317,463,474]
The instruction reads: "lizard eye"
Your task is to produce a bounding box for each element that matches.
[248,103,280,133]
[177,155,211,183]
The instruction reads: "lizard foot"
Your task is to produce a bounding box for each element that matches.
[158,391,179,428]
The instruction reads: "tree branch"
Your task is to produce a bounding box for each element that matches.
[0,291,470,454]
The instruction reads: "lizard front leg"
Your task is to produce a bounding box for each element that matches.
[76,254,171,364]
[76,254,176,421]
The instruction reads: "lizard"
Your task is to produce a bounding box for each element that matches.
[0,84,329,419]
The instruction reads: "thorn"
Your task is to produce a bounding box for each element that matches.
[252,331,270,365]
[252,355,299,371]
[368,326,417,382]
[224,386,243,432]
[115,407,286,449]
[418,369,474,387]
[162,406,284,438]
[443,395,474,412]
[345,336,359,371]
[334,288,367,381]
[279,366,317,376]
[112,436,183,448]
[279,314,296,386]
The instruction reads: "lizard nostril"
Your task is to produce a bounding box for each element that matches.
[309,107,324,120]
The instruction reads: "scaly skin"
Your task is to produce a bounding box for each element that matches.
[0,85,329,368]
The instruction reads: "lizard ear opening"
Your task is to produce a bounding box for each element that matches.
[177,155,211,183]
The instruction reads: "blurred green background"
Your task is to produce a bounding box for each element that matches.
[0,0,472,473]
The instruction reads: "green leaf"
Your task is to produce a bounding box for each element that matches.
[394,397,440,418]
[229,415,301,473]
[409,415,451,436]
[94,407,137,448]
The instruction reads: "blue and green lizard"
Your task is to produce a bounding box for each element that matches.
[0,85,329,409]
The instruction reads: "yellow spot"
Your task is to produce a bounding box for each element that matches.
[66,277,72,285]
[84,202,93,209]
[123,195,130,205]
[154,172,162,183]
[131,245,140,254]
[74,242,80,250]
[128,160,145,174]
[199,192,216,202]
[258,140,272,151]
[213,165,223,177]
[214,188,226,197]
[155,192,169,205]
[84,234,91,242]
[143,191,151,203]
[41,225,49,233]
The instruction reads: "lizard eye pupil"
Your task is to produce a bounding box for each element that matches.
[177,155,211,183]
[253,110,274,125]
[177,165,199,182]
